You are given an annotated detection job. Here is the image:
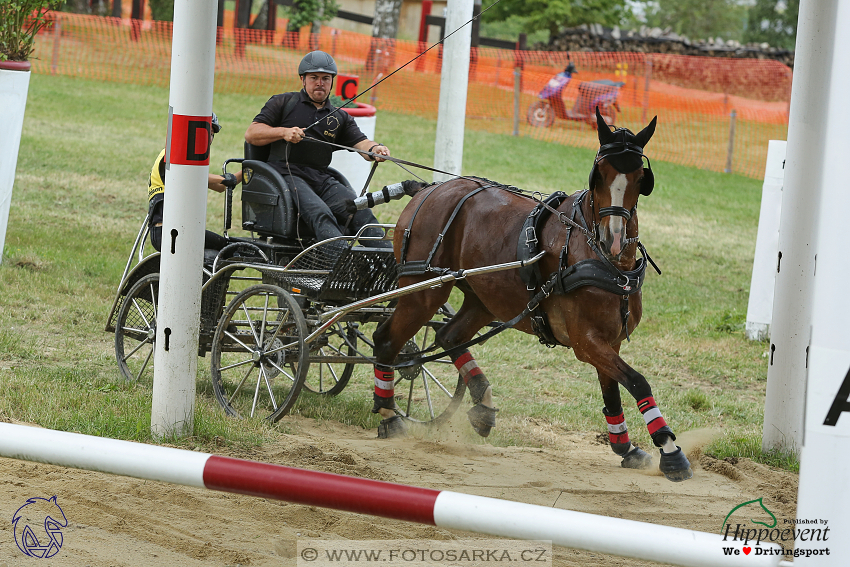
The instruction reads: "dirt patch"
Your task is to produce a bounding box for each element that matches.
[0,418,798,567]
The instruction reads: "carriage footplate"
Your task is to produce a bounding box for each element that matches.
[377,416,407,439]
[467,404,498,438]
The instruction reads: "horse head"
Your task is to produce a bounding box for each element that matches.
[589,108,657,260]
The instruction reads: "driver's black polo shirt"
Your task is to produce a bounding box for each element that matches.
[252,89,367,187]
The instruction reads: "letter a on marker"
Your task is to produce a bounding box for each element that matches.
[823,366,850,426]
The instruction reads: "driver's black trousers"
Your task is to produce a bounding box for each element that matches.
[282,174,390,246]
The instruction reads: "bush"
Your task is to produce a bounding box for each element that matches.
[0,0,64,62]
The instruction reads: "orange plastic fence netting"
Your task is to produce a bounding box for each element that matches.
[32,12,791,178]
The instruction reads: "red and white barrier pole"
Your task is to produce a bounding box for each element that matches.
[151,0,218,437]
[0,423,786,567]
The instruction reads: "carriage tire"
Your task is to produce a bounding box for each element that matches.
[210,284,309,423]
[527,101,555,128]
[114,273,159,383]
[303,322,357,396]
[393,312,466,426]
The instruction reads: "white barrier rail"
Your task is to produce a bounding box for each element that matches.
[0,423,791,567]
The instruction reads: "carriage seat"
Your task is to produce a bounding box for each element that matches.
[240,142,354,241]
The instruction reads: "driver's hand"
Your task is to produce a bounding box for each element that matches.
[372,144,390,163]
[284,127,305,143]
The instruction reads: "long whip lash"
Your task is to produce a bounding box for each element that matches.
[303,0,506,131]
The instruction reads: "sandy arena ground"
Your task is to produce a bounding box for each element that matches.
[0,416,798,567]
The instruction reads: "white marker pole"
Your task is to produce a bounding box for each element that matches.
[762,0,836,454]
[745,140,785,341]
[151,0,217,438]
[796,1,850,563]
[433,0,473,182]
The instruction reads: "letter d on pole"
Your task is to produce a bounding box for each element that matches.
[151,0,217,439]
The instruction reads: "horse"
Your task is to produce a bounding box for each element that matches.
[370,108,692,482]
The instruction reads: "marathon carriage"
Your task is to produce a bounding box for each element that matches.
[105,143,539,425]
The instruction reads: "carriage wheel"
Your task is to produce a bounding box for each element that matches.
[210,284,309,423]
[527,100,555,128]
[393,309,466,425]
[114,273,159,382]
[302,321,357,396]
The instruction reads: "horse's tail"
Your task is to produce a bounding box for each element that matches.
[345,180,429,214]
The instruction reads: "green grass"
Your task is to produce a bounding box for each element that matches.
[1,73,796,472]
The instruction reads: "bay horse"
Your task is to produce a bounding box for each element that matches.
[371,109,692,482]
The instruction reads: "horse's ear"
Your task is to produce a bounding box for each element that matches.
[634,116,657,148]
[596,107,614,145]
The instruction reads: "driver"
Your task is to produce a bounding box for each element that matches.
[245,51,390,245]
[147,112,241,252]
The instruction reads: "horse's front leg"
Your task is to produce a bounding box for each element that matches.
[598,371,653,470]
[576,338,693,482]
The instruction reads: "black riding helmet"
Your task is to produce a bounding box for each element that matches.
[298,51,338,77]
[211,112,221,134]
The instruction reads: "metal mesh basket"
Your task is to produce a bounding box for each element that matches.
[199,272,232,334]
[318,246,398,301]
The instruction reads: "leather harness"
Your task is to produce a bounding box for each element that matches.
[396,181,654,348]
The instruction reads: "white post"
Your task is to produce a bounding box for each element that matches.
[796,1,850,562]
[0,64,31,267]
[762,0,836,455]
[150,0,217,438]
[432,0,473,182]
[745,140,785,341]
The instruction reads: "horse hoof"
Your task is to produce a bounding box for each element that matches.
[621,446,653,469]
[659,446,693,482]
[467,404,498,438]
[377,416,406,439]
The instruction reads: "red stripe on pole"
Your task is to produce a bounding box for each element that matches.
[203,455,440,524]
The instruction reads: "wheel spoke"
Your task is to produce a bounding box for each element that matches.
[422,365,454,397]
[134,344,154,382]
[227,364,256,406]
[130,298,152,329]
[121,332,151,359]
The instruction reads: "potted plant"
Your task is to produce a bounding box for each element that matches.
[0,0,62,264]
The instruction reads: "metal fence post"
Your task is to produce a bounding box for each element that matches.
[642,56,652,123]
[725,109,737,173]
[513,67,520,136]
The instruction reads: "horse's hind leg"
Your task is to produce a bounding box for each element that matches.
[371,283,453,438]
[434,289,499,437]
[576,339,692,481]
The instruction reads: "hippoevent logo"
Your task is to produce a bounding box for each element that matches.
[12,496,68,558]
[720,497,831,559]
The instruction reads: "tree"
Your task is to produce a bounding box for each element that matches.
[366,0,402,75]
[148,0,175,22]
[282,0,338,31]
[483,0,627,40]
[743,0,798,50]
[629,0,748,42]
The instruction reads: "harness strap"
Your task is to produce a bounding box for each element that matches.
[422,184,495,269]
[399,184,441,265]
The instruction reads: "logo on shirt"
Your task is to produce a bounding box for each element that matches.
[324,115,340,138]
